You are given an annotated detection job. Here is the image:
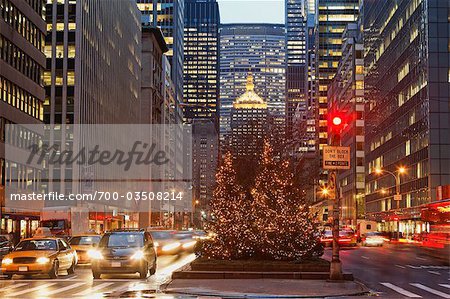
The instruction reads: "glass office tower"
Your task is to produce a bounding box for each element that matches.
[364,0,450,236]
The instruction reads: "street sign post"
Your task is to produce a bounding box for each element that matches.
[323,146,351,170]
[394,194,402,201]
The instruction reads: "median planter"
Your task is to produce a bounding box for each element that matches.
[170,257,356,280]
[190,257,330,272]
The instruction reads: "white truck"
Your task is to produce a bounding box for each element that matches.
[40,206,90,238]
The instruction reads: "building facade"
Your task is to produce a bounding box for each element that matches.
[328,23,364,227]
[364,0,450,237]
[191,119,218,228]
[140,27,168,228]
[183,0,220,128]
[220,24,285,141]
[316,0,359,152]
[285,0,307,140]
[137,0,185,107]
[230,74,268,158]
[0,0,46,239]
[43,0,142,232]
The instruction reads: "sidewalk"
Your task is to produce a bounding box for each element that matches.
[164,279,370,298]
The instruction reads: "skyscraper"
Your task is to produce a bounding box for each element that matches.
[183,0,220,128]
[364,0,450,236]
[191,119,218,228]
[220,24,286,141]
[328,23,364,226]
[0,0,46,238]
[285,0,307,139]
[44,0,142,126]
[316,0,359,151]
[231,74,268,158]
[42,0,143,231]
[137,0,185,105]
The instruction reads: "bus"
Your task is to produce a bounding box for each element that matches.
[420,199,450,262]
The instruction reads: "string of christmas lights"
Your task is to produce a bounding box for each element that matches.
[197,141,323,261]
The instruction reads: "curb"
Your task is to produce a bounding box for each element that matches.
[163,288,370,298]
[172,271,354,281]
[162,279,371,299]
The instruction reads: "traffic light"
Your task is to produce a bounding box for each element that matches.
[328,111,346,134]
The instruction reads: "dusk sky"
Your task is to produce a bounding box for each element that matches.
[217,0,285,24]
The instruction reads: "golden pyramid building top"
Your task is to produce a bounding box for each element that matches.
[233,74,267,109]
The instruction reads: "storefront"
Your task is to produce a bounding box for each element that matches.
[0,212,40,243]
[368,206,424,239]
[88,211,139,233]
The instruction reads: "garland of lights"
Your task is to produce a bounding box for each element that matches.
[198,141,323,261]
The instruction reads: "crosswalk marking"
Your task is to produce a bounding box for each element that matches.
[439,284,450,289]
[74,282,114,296]
[396,264,406,269]
[6,283,57,296]
[410,283,450,298]
[44,282,85,295]
[380,283,422,298]
[0,283,28,293]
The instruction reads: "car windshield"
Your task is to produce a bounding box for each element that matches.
[41,220,65,229]
[150,231,174,240]
[175,232,193,240]
[366,232,382,237]
[339,231,354,237]
[100,233,144,248]
[15,239,57,251]
[70,236,101,245]
[323,230,332,237]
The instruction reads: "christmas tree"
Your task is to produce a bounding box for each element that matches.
[198,152,256,259]
[251,140,323,260]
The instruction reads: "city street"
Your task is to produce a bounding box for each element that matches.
[0,253,196,299]
[324,244,450,298]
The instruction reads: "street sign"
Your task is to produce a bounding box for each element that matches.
[328,172,336,199]
[323,146,351,170]
[394,194,402,201]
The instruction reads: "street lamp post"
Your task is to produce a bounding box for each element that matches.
[375,167,406,240]
[328,114,346,281]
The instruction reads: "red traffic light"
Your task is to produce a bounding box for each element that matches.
[332,116,342,126]
[328,111,346,134]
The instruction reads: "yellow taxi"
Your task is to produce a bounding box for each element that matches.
[68,234,101,264]
[1,237,77,279]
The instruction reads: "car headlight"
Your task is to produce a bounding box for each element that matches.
[182,241,197,249]
[87,249,103,260]
[2,258,12,265]
[154,241,159,247]
[162,242,181,252]
[130,250,144,260]
[37,257,50,264]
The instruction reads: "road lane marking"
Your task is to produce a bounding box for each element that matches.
[407,265,421,269]
[439,284,450,289]
[416,257,428,261]
[102,284,132,295]
[428,271,441,275]
[74,282,114,296]
[380,283,422,298]
[362,256,369,259]
[396,265,406,269]
[410,283,450,298]
[6,282,57,296]
[44,282,85,295]
[0,283,28,293]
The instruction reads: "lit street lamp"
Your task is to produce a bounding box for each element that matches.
[374,166,407,240]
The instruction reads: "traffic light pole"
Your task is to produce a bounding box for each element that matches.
[330,132,343,281]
